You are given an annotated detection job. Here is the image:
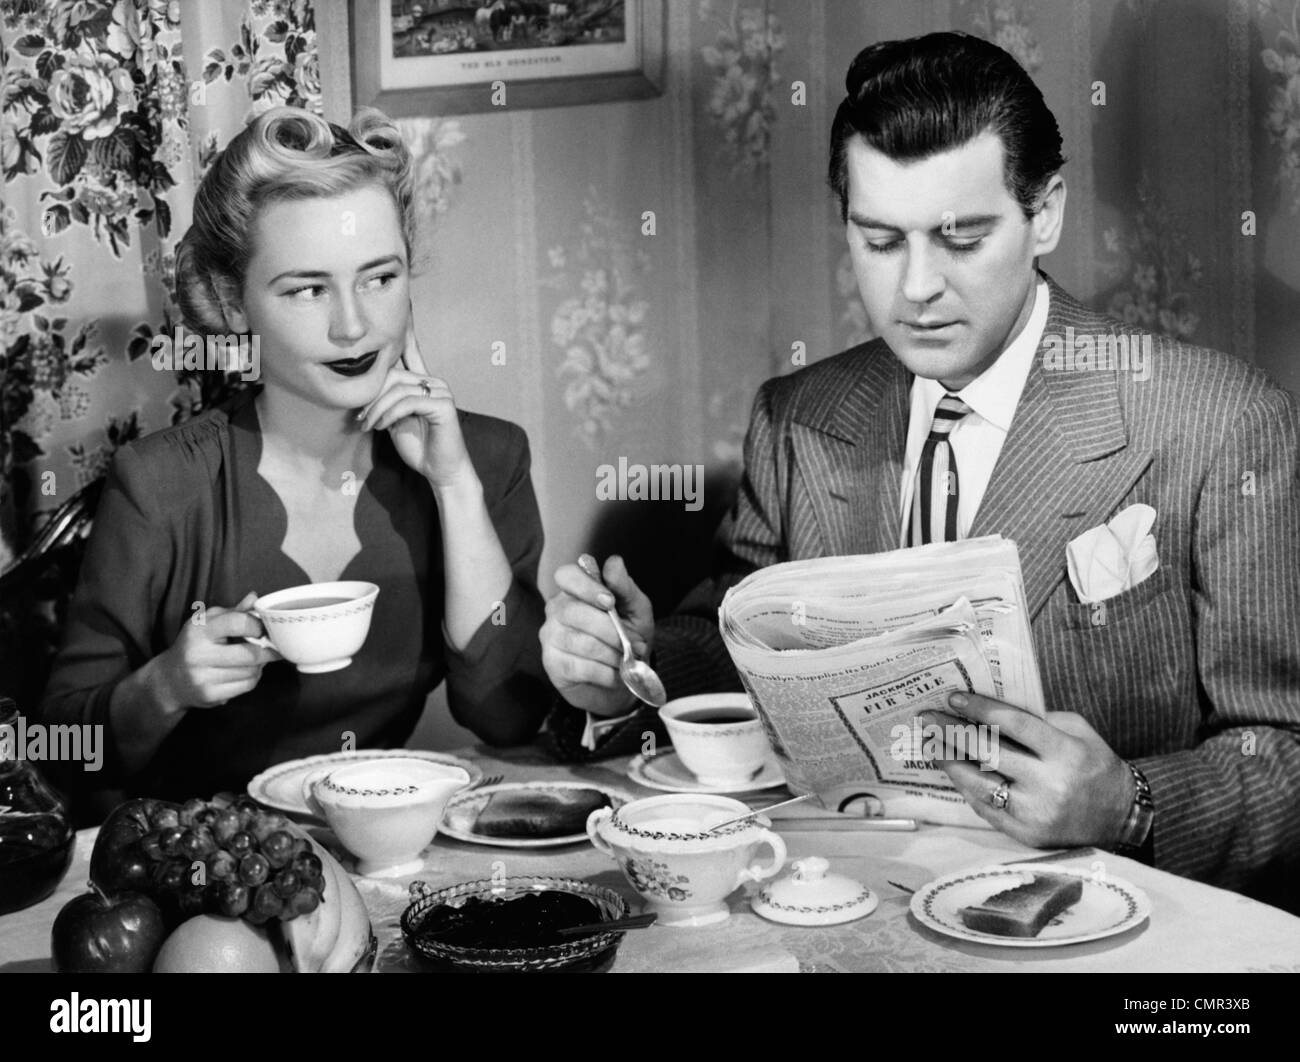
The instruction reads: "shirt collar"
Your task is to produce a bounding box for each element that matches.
[913,278,1050,432]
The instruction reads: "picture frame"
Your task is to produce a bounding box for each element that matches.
[316,1,665,121]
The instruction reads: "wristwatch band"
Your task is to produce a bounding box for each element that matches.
[1113,760,1154,854]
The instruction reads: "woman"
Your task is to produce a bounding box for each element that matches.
[38,107,550,804]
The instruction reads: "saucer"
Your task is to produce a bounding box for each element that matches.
[911,863,1151,947]
[248,749,483,818]
[627,747,785,795]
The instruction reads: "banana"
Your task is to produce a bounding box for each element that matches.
[319,852,372,973]
[278,823,373,974]
[281,830,344,973]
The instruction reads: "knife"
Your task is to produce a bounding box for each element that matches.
[999,846,1098,865]
[772,816,918,831]
[890,846,1101,894]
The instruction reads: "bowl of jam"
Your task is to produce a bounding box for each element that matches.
[401,875,630,973]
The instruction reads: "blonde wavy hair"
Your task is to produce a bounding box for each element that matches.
[175,106,417,335]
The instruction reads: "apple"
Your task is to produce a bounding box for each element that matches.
[51,884,167,973]
[88,798,175,896]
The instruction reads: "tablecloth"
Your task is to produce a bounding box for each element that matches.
[3,745,1298,973]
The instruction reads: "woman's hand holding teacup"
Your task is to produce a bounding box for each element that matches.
[152,591,281,711]
[356,310,475,491]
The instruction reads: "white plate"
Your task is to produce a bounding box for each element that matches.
[627,747,786,795]
[439,781,634,848]
[247,749,484,818]
[911,863,1151,948]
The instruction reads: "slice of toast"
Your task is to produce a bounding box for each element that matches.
[958,873,1084,938]
[473,788,612,839]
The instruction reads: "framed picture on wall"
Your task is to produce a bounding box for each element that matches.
[317,1,665,118]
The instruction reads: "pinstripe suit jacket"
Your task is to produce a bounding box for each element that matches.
[548,275,1300,907]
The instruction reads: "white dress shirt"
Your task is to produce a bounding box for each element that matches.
[898,280,1050,547]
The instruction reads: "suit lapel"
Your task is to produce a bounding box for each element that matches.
[969,278,1154,618]
[866,361,910,554]
[791,346,910,557]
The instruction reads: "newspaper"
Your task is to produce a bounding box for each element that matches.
[718,536,1045,828]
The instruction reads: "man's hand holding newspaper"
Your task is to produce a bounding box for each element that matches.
[917,690,1134,846]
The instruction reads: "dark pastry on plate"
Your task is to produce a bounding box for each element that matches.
[474,788,612,839]
[958,872,1084,938]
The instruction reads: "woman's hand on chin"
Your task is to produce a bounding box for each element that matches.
[356,315,477,491]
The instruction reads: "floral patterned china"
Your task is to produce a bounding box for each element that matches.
[587,794,786,927]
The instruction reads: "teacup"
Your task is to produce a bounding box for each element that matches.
[251,581,379,674]
[659,694,774,787]
[302,757,470,877]
[587,794,786,927]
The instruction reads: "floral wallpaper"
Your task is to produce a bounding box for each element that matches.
[1260,0,1300,212]
[960,0,1042,74]
[396,116,465,240]
[1100,179,1203,341]
[699,0,784,175]
[835,249,871,350]
[544,189,652,449]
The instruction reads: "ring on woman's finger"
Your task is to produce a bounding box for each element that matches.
[419,378,433,397]
[990,781,1012,811]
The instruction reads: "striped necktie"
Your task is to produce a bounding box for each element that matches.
[910,394,972,546]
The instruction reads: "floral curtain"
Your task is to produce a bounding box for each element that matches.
[0,1,326,568]
[0,0,329,706]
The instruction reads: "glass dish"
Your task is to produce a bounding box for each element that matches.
[400,875,629,973]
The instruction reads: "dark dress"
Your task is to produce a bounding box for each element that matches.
[37,390,550,802]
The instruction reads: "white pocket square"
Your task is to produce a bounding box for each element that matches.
[1066,503,1159,605]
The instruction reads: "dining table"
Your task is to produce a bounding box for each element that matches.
[3,742,1299,974]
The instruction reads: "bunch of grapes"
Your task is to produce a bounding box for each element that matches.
[134,795,325,925]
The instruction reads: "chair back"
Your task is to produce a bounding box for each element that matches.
[0,478,104,711]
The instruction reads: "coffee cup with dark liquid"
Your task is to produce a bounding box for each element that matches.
[658,694,775,788]
[250,581,380,673]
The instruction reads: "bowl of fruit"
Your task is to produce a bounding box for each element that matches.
[401,875,629,973]
[52,794,374,973]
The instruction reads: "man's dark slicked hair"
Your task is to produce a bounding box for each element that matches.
[828,32,1065,222]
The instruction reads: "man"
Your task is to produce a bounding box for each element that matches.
[541,32,1300,908]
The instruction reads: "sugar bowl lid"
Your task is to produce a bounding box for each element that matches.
[750,856,877,926]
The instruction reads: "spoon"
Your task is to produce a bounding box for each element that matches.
[706,793,815,832]
[556,912,659,937]
[577,554,667,708]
